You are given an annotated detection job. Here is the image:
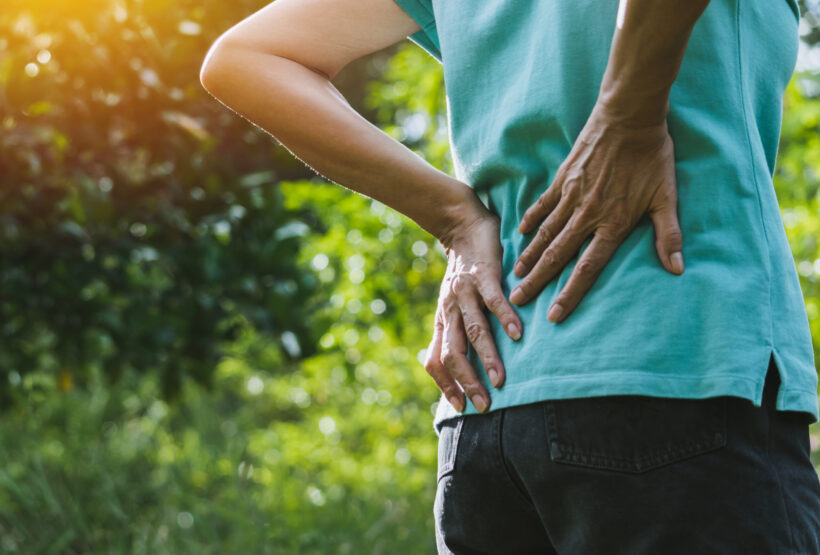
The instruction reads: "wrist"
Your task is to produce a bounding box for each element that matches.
[434,185,494,251]
[595,88,671,129]
[581,100,671,159]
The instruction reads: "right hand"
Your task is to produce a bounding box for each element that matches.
[423,209,523,413]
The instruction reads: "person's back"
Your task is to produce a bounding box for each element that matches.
[397,0,820,431]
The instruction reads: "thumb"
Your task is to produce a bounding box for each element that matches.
[649,184,684,275]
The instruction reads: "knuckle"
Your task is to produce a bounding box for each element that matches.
[440,350,457,369]
[540,249,558,268]
[464,321,484,344]
[468,260,491,279]
[536,223,554,244]
[563,177,582,197]
[665,227,683,245]
[483,293,505,311]
[574,258,598,278]
[441,295,459,314]
[450,275,466,296]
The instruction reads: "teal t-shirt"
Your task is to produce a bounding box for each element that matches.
[392,0,819,433]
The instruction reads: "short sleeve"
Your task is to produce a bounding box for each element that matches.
[392,0,442,62]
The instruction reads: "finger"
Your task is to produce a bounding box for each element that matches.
[424,304,465,412]
[546,231,621,323]
[454,285,506,389]
[648,181,684,275]
[514,194,573,278]
[510,213,589,306]
[474,275,523,343]
[518,177,563,234]
[441,303,490,412]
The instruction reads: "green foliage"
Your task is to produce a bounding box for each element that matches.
[0,340,439,553]
[0,0,454,546]
[365,45,450,168]
[0,174,452,552]
[0,0,324,401]
[774,72,820,468]
[775,73,820,361]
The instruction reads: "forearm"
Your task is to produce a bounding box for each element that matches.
[200,41,483,246]
[597,0,711,126]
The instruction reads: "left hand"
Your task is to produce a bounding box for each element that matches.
[509,102,684,323]
[424,210,523,413]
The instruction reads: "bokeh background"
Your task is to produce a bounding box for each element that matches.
[1,0,820,552]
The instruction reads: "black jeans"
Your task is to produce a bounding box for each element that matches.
[434,357,820,554]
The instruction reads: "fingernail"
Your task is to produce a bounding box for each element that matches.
[488,368,499,387]
[670,252,684,274]
[506,322,521,341]
[510,287,524,305]
[472,395,488,413]
[514,261,526,276]
[547,303,564,323]
[448,395,463,412]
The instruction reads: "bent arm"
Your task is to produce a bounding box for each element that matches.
[199,0,486,247]
[201,0,526,413]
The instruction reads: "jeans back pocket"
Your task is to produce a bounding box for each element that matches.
[544,395,727,474]
[437,416,465,482]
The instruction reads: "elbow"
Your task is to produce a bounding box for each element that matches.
[199,35,243,98]
[199,48,217,94]
[201,33,335,98]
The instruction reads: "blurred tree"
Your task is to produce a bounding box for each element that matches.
[775,78,820,368]
[0,21,454,548]
[0,0,394,403]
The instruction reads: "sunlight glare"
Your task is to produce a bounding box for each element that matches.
[617,0,628,29]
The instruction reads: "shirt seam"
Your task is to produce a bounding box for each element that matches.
[735,0,776,366]
[393,0,434,25]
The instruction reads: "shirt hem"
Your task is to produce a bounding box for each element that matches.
[432,371,820,435]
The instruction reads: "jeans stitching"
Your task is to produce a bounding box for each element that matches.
[551,399,726,461]
[545,397,729,474]
[437,417,465,482]
[494,410,535,507]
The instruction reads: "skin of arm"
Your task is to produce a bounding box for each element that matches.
[200,0,473,245]
[509,0,711,323]
[599,0,713,126]
[200,0,523,413]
